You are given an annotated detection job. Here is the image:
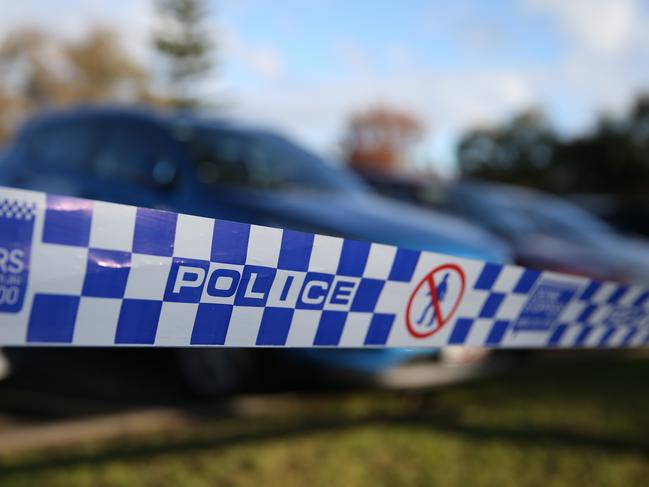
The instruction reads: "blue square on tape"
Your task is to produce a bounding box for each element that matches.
[479,293,505,318]
[364,313,394,345]
[211,220,250,265]
[513,269,540,294]
[27,294,79,343]
[43,195,93,247]
[577,304,597,323]
[578,281,601,301]
[191,303,233,345]
[256,307,294,345]
[597,327,616,347]
[278,230,313,271]
[574,325,593,346]
[513,280,579,332]
[132,208,177,257]
[115,299,162,344]
[474,263,503,290]
[633,291,649,307]
[607,285,628,304]
[313,310,346,346]
[547,324,568,346]
[351,278,384,312]
[388,249,420,282]
[337,239,370,277]
[485,320,509,346]
[448,318,473,344]
[82,249,131,298]
[621,327,638,346]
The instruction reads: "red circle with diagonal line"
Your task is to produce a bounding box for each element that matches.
[406,263,466,338]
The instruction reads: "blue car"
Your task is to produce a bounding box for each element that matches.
[0,106,510,394]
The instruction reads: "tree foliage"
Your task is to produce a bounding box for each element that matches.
[342,106,424,174]
[0,27,155,145]
[458,95,649,197]
[0,1,219,146]
[64,29,151,102]
[153,0,214,109]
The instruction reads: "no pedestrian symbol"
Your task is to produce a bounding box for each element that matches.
[406,263,466,338]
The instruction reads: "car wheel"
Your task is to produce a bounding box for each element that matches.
[175,348,254,397]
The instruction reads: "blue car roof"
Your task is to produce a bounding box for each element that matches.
[25,105,274,139]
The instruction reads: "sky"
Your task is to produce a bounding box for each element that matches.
[3,0,649,176]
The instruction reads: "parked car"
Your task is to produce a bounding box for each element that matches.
[571,194,649,239]
[363,173,649,285]
[0,106,511,394]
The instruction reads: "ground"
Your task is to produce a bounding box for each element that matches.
[0,351,647,486]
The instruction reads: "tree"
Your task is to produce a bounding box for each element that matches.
[0,27,155,146]
[153,0,214,109]
[0,29,65,108]
[457,95,649,197]
[342,106,424,174]
[0,84,17,144]
[63,28,151,103]
[554,105,649,195]
[458,110,557,189]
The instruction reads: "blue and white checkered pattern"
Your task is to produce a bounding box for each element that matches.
[21,195,423,347]
[0,198,36,221]
[2,186,649,349]
[435,264,649,349]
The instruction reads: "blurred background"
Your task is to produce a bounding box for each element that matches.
[0,1,649,486]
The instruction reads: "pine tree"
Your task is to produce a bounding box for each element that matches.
[154,0,214,109]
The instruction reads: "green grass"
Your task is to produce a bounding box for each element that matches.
[0,352,648,486]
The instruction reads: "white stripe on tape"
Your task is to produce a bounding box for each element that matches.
[1,186,648,348]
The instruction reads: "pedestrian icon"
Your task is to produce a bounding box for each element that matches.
[416,272,449,327]
[406,263,466,338]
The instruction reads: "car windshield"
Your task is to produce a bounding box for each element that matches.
[177,125,367,193]
[464,186,615,243]
[522,196,615,241]
[462,193,538,236]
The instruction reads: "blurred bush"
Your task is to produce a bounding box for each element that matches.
[341,106,425,175]
[458,95,649,197]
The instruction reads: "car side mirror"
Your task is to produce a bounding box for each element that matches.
[152,159,178,191]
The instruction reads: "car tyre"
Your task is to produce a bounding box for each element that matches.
[176,348,255,397]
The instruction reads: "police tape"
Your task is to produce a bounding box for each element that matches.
[0,185,648,349]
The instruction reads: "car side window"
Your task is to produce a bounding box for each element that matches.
[243,142,285,188]
[26,120,97,171]
[179,126,360,192]
[181,128,250,186]
[93,120,177,188]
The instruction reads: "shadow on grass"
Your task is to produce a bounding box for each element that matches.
[0,352,648,476]
[0,409,648,477]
